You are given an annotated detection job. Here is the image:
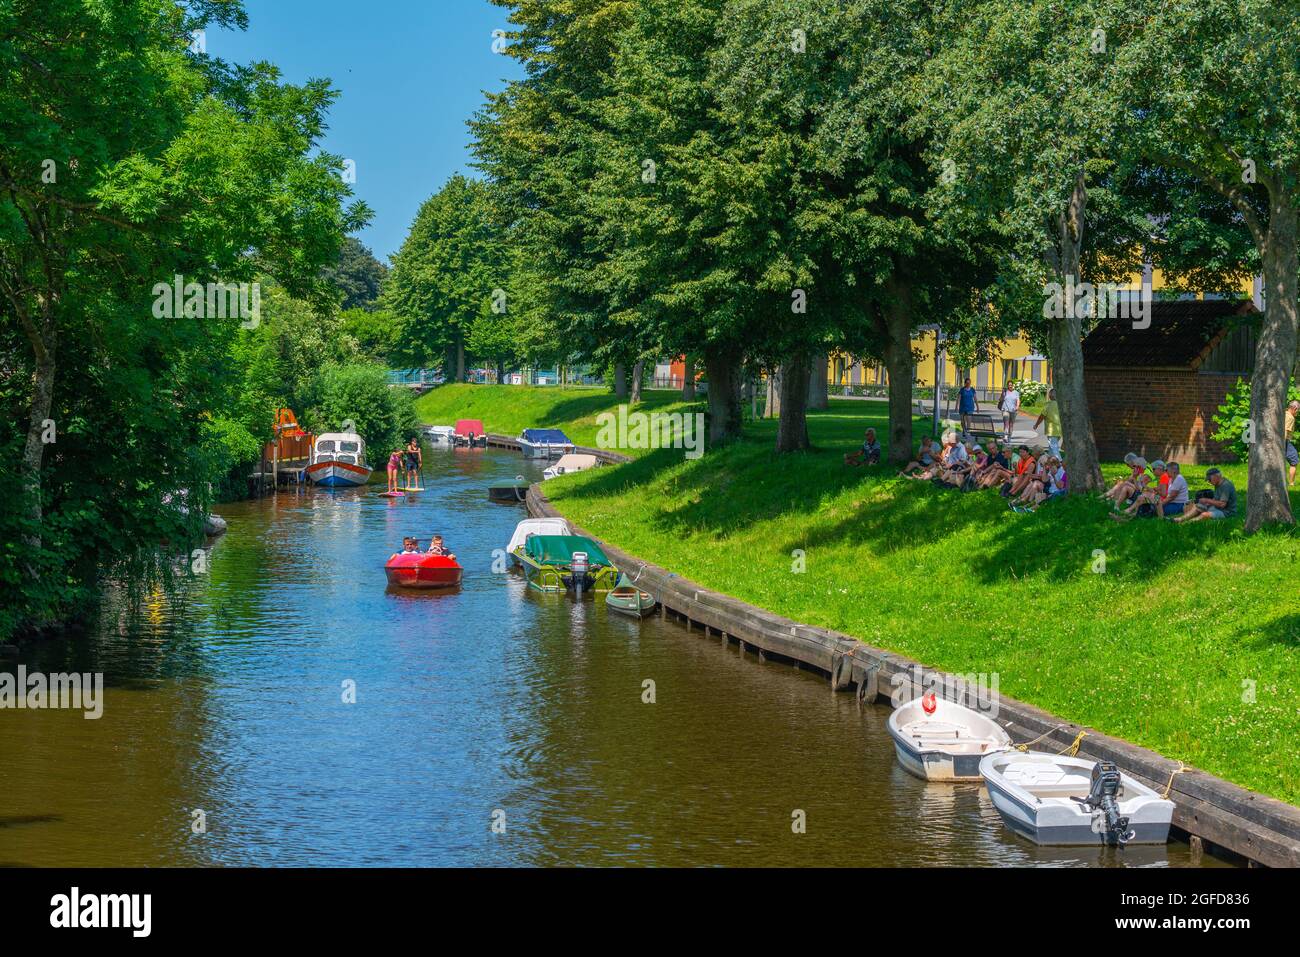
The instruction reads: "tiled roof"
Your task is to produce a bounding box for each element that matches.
[1081,299,1259,369]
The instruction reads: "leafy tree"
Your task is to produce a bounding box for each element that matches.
[385,175,506,379]
[323,236,388,310]
[0,0,365,635]
[1105,0,1300,529]
[308,363,417,458]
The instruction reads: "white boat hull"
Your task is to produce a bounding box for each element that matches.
[980,752,1175,846]
[887,696,1012,782]
[519,438,573,459]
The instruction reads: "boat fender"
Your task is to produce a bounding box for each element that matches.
[921,692,938,715]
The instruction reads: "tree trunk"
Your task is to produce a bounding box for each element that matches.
[682,356,696,400]
[630,359,644,404]
[764,368,781,418]
[703,343,743,444]
[1049,173,1104,493]
[495,360,505,384]
[806,350,829,410]
[1246,202,1299,530]
[22,332,55,541]
[776,351,812,452]
[456,336,465,382]
[614,363,628,399]
[881,277,915,464]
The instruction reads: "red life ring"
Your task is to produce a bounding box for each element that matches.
[921,693,938,715]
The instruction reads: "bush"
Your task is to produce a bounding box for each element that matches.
[1211,377,1300,461]
[309,363,419,460]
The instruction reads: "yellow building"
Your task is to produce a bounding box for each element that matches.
[827,266,1259,398]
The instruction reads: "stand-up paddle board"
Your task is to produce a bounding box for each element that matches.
[380,491,405,498]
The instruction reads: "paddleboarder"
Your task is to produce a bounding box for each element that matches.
[386,448,403,494]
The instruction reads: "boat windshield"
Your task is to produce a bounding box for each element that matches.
[316,440,336,453]
[340,441,359,453]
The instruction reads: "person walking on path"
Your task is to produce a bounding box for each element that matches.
[999,383,1020,443]
[958,378,978,435]
[1033,388,1062,459]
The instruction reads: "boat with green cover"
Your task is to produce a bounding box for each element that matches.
[513,534,619,594]
[605,574,657,618]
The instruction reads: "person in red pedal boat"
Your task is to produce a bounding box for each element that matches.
[426,534,455,561]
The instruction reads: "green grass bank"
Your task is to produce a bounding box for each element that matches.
[420,384,1300,805]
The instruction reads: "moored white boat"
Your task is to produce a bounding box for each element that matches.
[542,452,599,480]
[423,425,456,445]
[305,432,372,487]
[505,517,572,563]
[518,428,574,459]
[887,694,1012,781]
[979,751,1175,846]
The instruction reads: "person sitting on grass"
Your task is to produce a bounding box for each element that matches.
[844,428,882,466]
[936,434,971,486]
[1156,462,1190,518]
[899,435,938,478]
[1011,456,1049,508]
[975,441,1013,489]
[1011,456,1066,510]
[1112,459,1167,520]
[1173,468,1237,523]
[1103,453,1149,506]
[1002,447,1038,498]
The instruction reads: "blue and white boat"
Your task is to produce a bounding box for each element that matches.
[518,428,574,459]
[305,432,372,487]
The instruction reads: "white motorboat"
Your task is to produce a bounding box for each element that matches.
[423,425,456,445]
[887,693,1012,781]
[505,517,572,563]
[304,432,372,487]
[542,452,599,480]
[518,428,574,459]
[979,751,1175,846]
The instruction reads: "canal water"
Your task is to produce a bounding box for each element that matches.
[1,447,1217,867]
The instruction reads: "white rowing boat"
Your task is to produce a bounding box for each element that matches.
[887,694,1012,781]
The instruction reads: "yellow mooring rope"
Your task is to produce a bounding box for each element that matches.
[1013,724,1069,752]
[1057,730,1088,756]
[1162,762,1189,799]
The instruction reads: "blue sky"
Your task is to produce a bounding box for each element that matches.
[214,0,523,264]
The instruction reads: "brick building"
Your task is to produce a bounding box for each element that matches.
[1082,299,1259,465]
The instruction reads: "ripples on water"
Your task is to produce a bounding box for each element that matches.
[0,447,1216,867]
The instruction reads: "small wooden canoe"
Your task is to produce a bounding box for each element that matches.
[605,574,656,618]
[384,553,463,589]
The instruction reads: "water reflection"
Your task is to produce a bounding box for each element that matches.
[0,446,1220,867]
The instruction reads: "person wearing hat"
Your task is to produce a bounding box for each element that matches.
[1174,468,1237,522]
[1104,452,1151,507]
[1112,460,1168,520]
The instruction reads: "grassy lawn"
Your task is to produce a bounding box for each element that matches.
[426,386,1300,805]
[414,383,702,450]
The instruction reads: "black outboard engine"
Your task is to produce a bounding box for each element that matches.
[1075,761,1134,845]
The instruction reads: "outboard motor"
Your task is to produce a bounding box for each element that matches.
[1075,761,1134,845]
[570,551,589,598]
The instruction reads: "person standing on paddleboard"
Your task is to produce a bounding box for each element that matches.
[387,449,402,494]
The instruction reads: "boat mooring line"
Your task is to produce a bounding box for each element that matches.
[520,476,1300,867]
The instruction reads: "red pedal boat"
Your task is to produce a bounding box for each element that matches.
[384,553,463,589]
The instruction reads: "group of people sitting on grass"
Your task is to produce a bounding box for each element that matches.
[845,425,1239,520]
[1104,455,1237,523]
[889,429,1068,511]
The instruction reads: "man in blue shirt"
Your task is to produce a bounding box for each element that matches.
[958,378,978,434]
